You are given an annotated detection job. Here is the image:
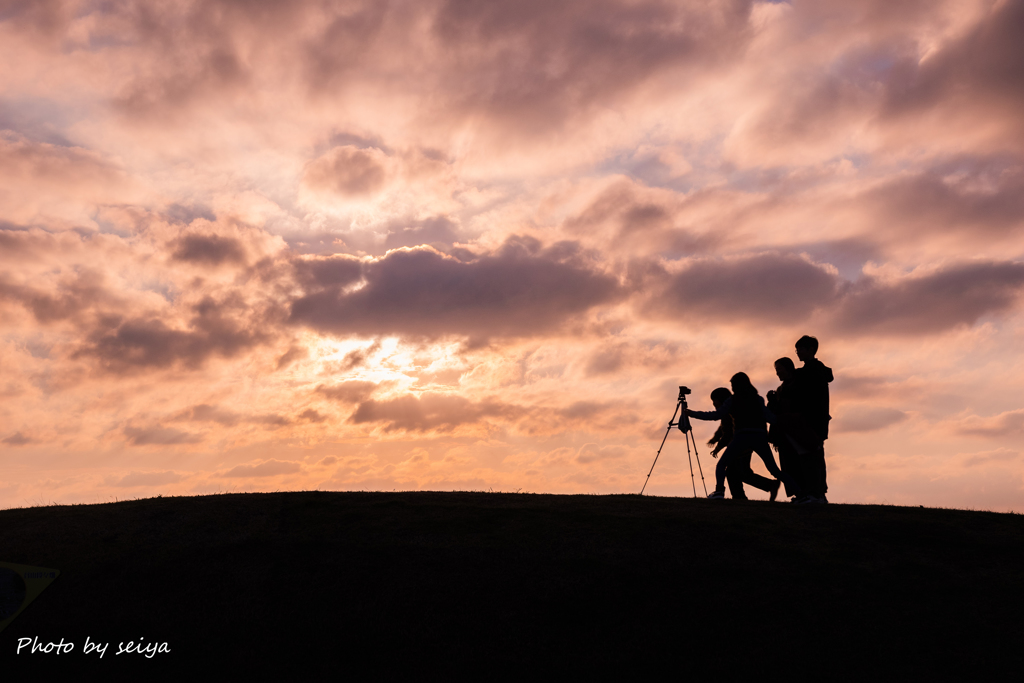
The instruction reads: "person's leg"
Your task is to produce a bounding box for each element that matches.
[810,445,827,498]
[714,447,730,494]
[752,435,801,497]
[776,441,797,497]
[727,452,752,500]
[742,469,775,493]
[716,434,753,495]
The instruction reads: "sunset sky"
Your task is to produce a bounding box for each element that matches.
[2,0,1023,511]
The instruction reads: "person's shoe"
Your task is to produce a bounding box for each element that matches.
[820,495,829,504]
[708,490,725,500]
[792,495,815,504]
[769,480,781,502]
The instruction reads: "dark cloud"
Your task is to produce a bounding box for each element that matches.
[297,409,326,423]
[292,254,363,288]
[349,393,522,432]
[956,409,1024,438]
[332,341,382,372]
[303,145,389,197]
[880,0,1024,130]
[316,381,382,404]
[0,0,69,36]
[171,404,289,428]
[173,404,242,426]
[431,0,755,130]
[303,4,389,91]
[290,238,620,339]
[1,431,33,445]
[275,345,308,370]
[645,255,1024,336]
[74,296,271,373]
[170,233,247,266]
[124,425,203,446]
[738,1,1024,155]
[833,262,1024,335]
[832,405,907,433]
[0,269,111,324]
[165,203,216,225]
[557,401,612,420]
[49,1,755,133]
[859,155,1024,237]
[652,253,840,323]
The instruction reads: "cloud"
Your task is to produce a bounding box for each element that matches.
[0,133,124,189]
[859,155,1024,237]
[170,233,247,266]
[123,425,203,446]
[174,404,241,426]
[74,296,272,373]
[290,238,621,339]
[2,432,33,445]
[349,393,522,432]
[649,253,840,323]
[169,404,288,428]
[429,0,756,132]
[880,0,1024,138]
[960,448,1020,468]
[832,261,1024,335]
[0,268,116,324]
[316,381,382,404]
[955,409,1024,438]
[832,405,907,433]
[574,443,627,464]
[111,470,186,487]
[297,409,326,423]
[303,146,391,197]
[218,459,303,478]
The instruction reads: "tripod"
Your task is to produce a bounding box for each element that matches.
[640,386,708,497]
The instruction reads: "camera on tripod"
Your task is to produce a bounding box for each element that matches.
[640,384,706,496]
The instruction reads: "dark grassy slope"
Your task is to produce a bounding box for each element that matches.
[2,492,1023,678]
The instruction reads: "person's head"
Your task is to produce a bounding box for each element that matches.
[795,335,818,362]
[775,357,795,381]
[729,372,757,396]
[710,387,731,409]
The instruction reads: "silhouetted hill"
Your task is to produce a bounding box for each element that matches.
[2,492,1022,678]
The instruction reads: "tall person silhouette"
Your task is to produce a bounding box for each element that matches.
[794,335,833,503]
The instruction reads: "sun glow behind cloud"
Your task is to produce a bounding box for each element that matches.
[1,0,1024,510]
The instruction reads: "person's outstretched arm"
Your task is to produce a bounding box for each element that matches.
[688,397,732,421]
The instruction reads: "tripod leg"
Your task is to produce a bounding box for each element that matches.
[640,401,682,495]
[688,429,708,496]
[685,431,697,497]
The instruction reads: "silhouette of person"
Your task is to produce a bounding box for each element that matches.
[687,372,802,501]
[704,387,734,458]
[793,335,833,503]
[766,357,820,500]
[699,387,778,501]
